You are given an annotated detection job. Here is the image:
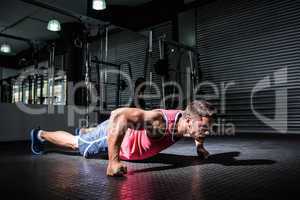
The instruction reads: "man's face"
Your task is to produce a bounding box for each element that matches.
[185,116,212,140]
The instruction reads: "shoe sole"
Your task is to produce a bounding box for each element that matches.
[30,129,42,155]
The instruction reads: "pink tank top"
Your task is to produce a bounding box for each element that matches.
[119,109,182,161]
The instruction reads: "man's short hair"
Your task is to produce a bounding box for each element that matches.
[184,100,217,118]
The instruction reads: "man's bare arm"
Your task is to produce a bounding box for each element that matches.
[106,108,160,176]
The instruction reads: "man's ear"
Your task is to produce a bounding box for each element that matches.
[185,117,192,128]
[198,116,204,122]
[185,115,192,123]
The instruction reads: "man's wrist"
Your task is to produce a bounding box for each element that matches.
[197,147,210,158]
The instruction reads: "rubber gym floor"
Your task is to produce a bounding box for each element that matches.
[1,134,299,200]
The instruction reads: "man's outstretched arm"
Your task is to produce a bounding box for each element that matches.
[106,108,160,176]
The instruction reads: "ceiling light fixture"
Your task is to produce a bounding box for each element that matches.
[0,43,11,53]
[93,0,106,10]
[47,19,61,32]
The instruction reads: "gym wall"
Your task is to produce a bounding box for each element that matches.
[195,0,300,134]
[0,103,91,141]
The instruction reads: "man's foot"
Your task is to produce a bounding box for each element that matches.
[75,128,80,135]
[30,129,44,155]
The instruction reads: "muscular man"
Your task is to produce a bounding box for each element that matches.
[30,100,216,176]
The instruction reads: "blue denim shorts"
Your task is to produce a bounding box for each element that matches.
[76,120,109,158]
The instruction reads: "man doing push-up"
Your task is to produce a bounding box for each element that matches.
[30,100,216,176]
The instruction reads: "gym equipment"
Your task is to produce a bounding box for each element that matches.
[91,59,132,106]
[39,74,44,104]
[28,76,33,104]
[0,79,12,103]
[143,30,154,108]
[153,35,200,109]
[156,35,170,108]
[84,41,91,127]
[154,58,169,77]
[47,43,56,111]
[143,30,153,79]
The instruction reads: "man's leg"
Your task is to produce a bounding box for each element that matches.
[31,129,79,155]
[31,120,109,155]
[40,130,78,150]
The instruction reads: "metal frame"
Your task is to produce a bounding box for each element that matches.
[91,59,133,108]
[91,59,122,108]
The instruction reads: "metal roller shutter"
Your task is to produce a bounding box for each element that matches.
[196,0,300,134]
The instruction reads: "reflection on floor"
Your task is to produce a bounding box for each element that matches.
[1,134,300,200]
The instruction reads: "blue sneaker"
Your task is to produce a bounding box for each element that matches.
[30,129,44,155]
[75,128,81,136]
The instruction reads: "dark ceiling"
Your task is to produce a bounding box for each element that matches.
[0,0,202,68]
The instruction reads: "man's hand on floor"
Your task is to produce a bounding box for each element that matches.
[197,147,210,160]
[106,161,127,176]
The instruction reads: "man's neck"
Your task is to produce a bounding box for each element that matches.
[174,114,184,137]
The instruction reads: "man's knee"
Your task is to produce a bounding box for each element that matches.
[80,127,97,134]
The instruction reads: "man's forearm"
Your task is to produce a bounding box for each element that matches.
[107,130,125,162]
[107,114,127,162]
[195,137,205,148]
[106,113,129,176]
